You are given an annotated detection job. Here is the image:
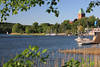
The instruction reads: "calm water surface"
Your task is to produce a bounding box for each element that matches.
[0,34,92,61]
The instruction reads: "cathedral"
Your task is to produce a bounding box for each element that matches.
[78,8,85,19]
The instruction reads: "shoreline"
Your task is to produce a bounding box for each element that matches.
[9,33,67,36]
[10,33,46,35]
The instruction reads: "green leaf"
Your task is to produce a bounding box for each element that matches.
[29,45,31,49]
[37,51,40,56]
[6,13,9,16]
[3,63,9,67]
[87,57,90,62]
[0,1,1,5]
[40,58,46,64]
[26,52,32,57]
[4,17,7,20]
[81,57,84,64]
[14,54,22,60]
[31,46,39,52]
[22,49,29,55]
[42,49,47,54]
[90,61,94,66]
[44,55,49,59]
[58,0,60,2]
[26,60,32,64]
[46,9,51,13]
[13,10,18,14]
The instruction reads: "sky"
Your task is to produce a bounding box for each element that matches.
[4,0,100,25]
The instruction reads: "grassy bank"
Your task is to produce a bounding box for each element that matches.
[10,33,46,35]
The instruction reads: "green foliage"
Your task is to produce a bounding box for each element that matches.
[86,1,100,13]
[62,58,80,67]
[12,23,24,33]
[1,15,100,34]
[25,26,32,33]
[40,23,50,33]
[77,25,84,34]
[60,20,71,33]
[65,30,71,35]
[0,23,14,34]
[3,45,48,67]
[63,57,95,67]
[0,0,59,22]
[32,22,39,33]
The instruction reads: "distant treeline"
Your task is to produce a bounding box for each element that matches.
[0,22,14,34]
[0,15,100,35]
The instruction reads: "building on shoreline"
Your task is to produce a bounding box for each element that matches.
[88,28,100,35]
[78,8,85,19]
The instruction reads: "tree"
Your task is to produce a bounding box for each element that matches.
[87,16,97,27]
[60,20,71,33]
[77,25,84,34]
[0,0,59,22]
[0,23,14,34]
[12,23,24,33]
[0,0,99,22]
[25,26,32,33]
[76,17,88,28]
[54,23,60,33]
[32,22,39,33]
[40,23,50,33]
[33,22,38,28]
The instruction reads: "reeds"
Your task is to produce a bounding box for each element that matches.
[1,47,100,67]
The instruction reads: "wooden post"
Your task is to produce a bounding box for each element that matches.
[73,48,76,59]
[89,55,92,67]
[55,59,58,67]
[97,55,98,67]
[68,48,71,60]
[1,56,4,67]
[61,58,65,67]
[84,47,86,61]
[94,55,97,67]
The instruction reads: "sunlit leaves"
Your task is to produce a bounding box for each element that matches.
[3,45,48,67]
[42,49,47,54]
[62,58,80,67]
[0,0,60,22]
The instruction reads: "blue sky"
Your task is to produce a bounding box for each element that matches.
[5,0,100,25]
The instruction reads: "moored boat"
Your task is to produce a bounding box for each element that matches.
[75,33,100,46]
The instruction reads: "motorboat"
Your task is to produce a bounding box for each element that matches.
[75,34,100,46]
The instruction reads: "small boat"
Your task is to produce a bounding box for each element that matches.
[75,34,100,46]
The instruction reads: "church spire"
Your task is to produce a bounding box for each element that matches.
[78,8,85,19]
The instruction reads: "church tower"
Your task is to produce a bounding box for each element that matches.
[78,8,85,19]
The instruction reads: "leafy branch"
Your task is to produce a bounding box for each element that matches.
[86,1,100,13]
[0,0,60,22]
[3,45,49,67]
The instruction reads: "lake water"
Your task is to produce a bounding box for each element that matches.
[0,34,92,62]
